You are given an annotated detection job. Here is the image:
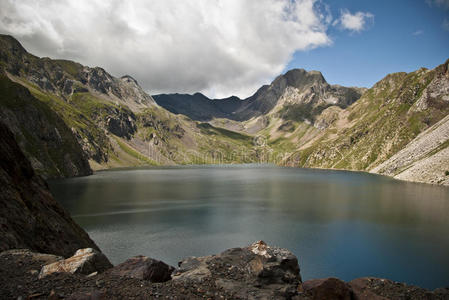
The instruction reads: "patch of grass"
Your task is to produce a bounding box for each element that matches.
[53,59,83,78]
[197,123,252,143]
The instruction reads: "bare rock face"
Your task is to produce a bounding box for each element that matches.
[39,248,112,279]
[108,255,174,282]
[0,121,100,257]
[173,240,301,299]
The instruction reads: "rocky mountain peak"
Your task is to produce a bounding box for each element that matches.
[120,75,139,86]
[281,68,326,89]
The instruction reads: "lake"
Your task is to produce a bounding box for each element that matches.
[49,164,449,289]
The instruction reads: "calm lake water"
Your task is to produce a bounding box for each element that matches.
[49,164,449,289]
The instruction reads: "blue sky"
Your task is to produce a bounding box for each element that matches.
[286,0,449,88]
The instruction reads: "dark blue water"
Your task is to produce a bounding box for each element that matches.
[49,165,449,289]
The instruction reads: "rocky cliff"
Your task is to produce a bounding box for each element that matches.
[0,121,101,257]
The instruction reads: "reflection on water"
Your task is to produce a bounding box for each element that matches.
[49,164,449,289]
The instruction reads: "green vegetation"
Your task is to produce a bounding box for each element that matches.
[197,123,252,143]
[53,59,83,78]
[0,75,89,177]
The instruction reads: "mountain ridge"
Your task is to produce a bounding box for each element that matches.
[153,68,366,123]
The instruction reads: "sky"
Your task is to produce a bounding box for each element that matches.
[0,0,448,98]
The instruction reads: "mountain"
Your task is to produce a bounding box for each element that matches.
[283,60,449,185]
[154,69,365,123]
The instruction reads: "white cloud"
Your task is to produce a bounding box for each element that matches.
[334,9,374,33]
[412,30,424,36]
[0,0,332,98]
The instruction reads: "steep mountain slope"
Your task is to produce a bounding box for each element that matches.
[154,69,365,124]
[0,74,92,178]
[0,35,258,170]
[0,121,101,257]
[283,60,449,183]
[371,113,449,185]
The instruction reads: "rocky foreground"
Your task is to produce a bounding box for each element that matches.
[1,241,448,300]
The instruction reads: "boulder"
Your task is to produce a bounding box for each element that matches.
[173,240,301,299]
[108,255,174,282]
[39,248,112,279]
[299,277,353,300]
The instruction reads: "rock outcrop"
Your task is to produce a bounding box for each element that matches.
[173,240,301,299]
[0,121,100,257]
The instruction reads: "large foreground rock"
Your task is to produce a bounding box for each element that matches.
[173,240,301,299]
[0,121,100,257]
[39,248,112,278]
[108,255,174,282]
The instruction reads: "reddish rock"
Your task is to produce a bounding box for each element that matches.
[301,277,353,300]
[108,255,175,282]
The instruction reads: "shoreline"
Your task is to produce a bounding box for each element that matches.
[78,162,449,187]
